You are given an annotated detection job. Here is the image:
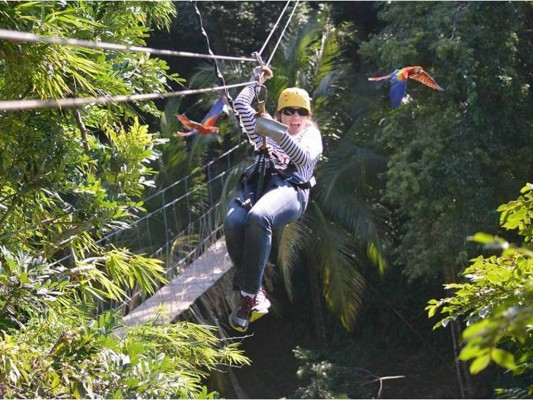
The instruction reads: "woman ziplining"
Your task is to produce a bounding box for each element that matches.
[224,65,323,333]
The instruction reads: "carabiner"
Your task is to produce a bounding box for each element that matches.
[251,51,271,87]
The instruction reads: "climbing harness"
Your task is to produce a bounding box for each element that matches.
[252,52,272,200]
[234,0,319,210]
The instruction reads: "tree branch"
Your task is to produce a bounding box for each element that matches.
[71,107,90,154]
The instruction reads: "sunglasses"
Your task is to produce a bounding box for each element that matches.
[281,107,310,117]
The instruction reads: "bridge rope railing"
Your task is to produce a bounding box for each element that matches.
[53,139,250,313]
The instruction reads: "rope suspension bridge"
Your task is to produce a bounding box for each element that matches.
[103,140,247,326]
[0,1,300,326]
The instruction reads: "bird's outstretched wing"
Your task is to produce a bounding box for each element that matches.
[177,114,218,133]
[409,69,444,91]
[175,114,200,137]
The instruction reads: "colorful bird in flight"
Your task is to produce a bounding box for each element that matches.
[368,66,444,108]
[176,96,226,137]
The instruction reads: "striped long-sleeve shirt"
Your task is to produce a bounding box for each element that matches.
[234,85,323,185]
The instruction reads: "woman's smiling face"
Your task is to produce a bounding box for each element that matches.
[279,107,310,135]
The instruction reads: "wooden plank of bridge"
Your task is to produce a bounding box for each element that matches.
[122,237,232,326]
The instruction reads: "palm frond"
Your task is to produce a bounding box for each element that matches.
[275,219,309,301]
[319,140,387,198]
[275,15,322,89]
[305,204,367,331]
[314,140,391,277]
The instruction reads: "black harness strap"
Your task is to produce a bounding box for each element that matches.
[236,152,315,210]
[255,147,272,198]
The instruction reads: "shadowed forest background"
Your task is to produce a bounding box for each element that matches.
[0,1,532,398]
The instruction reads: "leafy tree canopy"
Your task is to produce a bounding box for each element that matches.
[0,2,248,397]
[427,183,533,396]
[358,2,533,281]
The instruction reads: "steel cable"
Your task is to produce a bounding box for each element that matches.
[0,81,255,111]
[0,28,255,62]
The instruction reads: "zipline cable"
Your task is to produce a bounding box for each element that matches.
[45,2,301,317]
[266,0,300,66]
[256,0,291,59]
[0,81,255,111]
[0,28,255,62]
[0,3,298,113]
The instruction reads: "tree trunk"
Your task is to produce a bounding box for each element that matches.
[450,319,475,398]
[445,265,475,398]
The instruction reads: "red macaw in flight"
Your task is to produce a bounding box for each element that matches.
[368,66,444,108]
[176,96,226,137]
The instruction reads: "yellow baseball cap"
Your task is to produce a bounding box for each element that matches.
[277,87,311,112]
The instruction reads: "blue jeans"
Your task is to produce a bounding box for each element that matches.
[224,174,309,294]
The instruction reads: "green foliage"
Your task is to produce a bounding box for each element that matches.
[498,184,533,243]
[291,341,374,399]
[0,1,181,258]
[168,2,291,77]
[0,246,71,330]
[0,244,249,398]
[0,2,249,397]
[0,310,248,398]
[427,184,533,395]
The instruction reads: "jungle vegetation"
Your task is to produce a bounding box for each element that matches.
[0,1,532,398]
